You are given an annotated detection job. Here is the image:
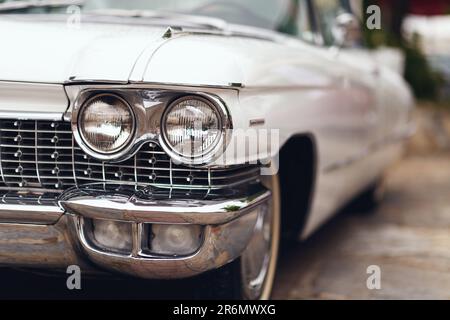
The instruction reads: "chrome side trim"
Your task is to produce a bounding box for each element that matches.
[65,80,243,90]
[59,187,271,225]
[0,204,63,225]
[324,125,415,173]
[0,81,67,116]
[0,216,95,271]
[0,111,63,121]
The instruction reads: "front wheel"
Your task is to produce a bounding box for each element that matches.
[197,174,281,299]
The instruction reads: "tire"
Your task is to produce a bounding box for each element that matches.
[348,179,385,214]
[195,174,281,300]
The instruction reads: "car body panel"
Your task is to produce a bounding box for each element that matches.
[0,11,414,271]
[0,15,166,83]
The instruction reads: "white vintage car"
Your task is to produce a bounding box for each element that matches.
[0,0,413,299]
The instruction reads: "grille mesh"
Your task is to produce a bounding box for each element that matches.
[0,120,259,200]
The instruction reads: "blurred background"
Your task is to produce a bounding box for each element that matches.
[361,0,450,153]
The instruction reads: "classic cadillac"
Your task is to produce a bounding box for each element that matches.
[0,0,413,299]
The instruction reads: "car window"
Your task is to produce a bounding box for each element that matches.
[313,0,347,46]
[85,0,292,31]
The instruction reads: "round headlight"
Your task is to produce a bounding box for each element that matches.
[78,94,135,154]
[162,96,224,160]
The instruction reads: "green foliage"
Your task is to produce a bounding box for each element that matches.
[403,35,445,100]
[362,0,445,102]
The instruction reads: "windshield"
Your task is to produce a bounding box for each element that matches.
[0,0,295,32]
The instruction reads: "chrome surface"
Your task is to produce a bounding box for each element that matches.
[59,184,271,225]
[241,200,272,299]
[0,111,63,121]
[0,215,86,270]
[0,81,67,116]
[0,119,258,196]
[69,88,231,164]
[0,181,269,278]
[72,207,259,278]
[0,202,63,225]
[57,183,269,277]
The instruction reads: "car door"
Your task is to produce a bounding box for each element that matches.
[306,0,380,211]
[311,0,378,174]
[292,0,372,172]
[284,0,381,237]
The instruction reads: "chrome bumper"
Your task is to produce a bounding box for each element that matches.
[0,184,270,279]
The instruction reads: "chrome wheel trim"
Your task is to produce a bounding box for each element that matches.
[241,174,280,300]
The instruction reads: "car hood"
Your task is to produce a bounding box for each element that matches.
[0,14,318,88]
[0,15,167,83]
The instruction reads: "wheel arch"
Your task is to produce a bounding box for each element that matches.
[277,133,317,242]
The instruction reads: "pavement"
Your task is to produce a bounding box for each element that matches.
[1,154,450,299]
[273,154,450,299]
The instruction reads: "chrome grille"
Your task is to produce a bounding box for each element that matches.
[0,119,259,195]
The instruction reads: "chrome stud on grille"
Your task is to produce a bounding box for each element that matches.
[13,121,21,127]
[114,171,123,178]
[55,181,63,189]
[52,167,60,175]
[50,122,58,128]
[50,136,59,144]
[187,174,194,182]
[13,135,22,142]
[18,180,27,187]
[15,166,23,174]
[51,151,59,159]
[83,168,92,176]
[149,173,156,180]
[149,157,157,164]
[14,150,22,158]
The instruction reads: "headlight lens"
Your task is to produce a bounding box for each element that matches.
[79,94,135,154]
[162,97,222,158]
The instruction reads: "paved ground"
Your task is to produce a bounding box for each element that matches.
[1,154,450,299]
[273,154,450,299]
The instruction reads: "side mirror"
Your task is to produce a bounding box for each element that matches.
[332,12,363,48]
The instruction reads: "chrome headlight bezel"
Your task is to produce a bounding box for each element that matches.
[70,87,232,165]
[78,93,136,155]
[159,95,231,165]
[72,93,138,162]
